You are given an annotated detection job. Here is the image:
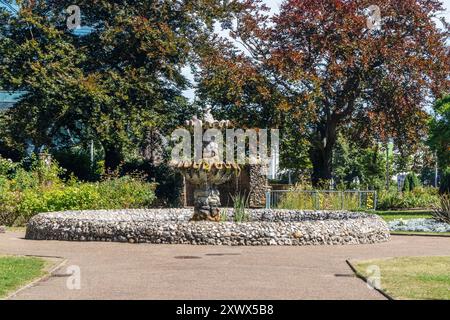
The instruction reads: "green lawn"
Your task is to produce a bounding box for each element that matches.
[390,231,450,236]
[375,210,433,222]
[353,256,450,300]
[0,256,48,299]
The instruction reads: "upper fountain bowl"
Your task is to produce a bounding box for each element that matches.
[171,160,241,185]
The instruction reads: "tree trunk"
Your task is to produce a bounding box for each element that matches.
[309,119,338,188]
[103,143,123,172]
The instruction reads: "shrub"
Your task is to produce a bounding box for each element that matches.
[432,194,450,224]
[8,156,64,191]
[43,184,103,212]
[13,187,94,224]
[120,161,183,207]
[403,172,421,192]
[53,148,97,181]
[0,157,18,178]
[377,187,440,210]
[277,188,375,211]
[31,156,65,187]
[440,168,450,194]
[0,156,157,226]
[0,190,21,226]
[97,176,156,209]
[278,191,316,210]
[1,179,156,226]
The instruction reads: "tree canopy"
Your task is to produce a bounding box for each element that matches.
[0,0,448,188]
[196,0,450,185]
[429,94,450,169]
[0,0,236,169]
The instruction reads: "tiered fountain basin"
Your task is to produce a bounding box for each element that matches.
[26,209,390,246]
[173,160,241,222]
[174,161,241,185]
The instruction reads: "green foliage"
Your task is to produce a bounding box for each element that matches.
[375,210,433,222]
[410,173,421,190]
[197,0,448,184]
[230,192,250,223]
[0,1,223,169]
[0,189,21,226]
[432,194,450,224]
[429,95,450,169]
[440,168,450,194]
[0,157,18,178]
[403,177,410,192]
[120,161,183,207]
[219,209,229,222]
[2,154,65,192]
[402,173,421,192]
[52,148,98,181]
[18,184,101,221]
[333,134,387,190]
[279,118,312,177]
[277,188,376,211]
[377,187,440,210]
[97,176,156,209]
[14,177,156,223]
[278,191,316,210]
[0,157,156,226]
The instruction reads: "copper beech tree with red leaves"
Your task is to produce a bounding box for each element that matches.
[197,0,450,186]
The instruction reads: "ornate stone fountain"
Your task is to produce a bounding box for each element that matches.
[171,110,241,222]
[25,110,391,246]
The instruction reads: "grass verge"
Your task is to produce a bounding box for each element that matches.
[0,256,48,299]
[375,210,433,222]
[390,231,450,237]
[353,256,450,300]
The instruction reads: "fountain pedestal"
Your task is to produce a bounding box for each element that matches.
[175,162,240,222]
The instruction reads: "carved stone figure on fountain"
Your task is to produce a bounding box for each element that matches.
[203,136,220,164]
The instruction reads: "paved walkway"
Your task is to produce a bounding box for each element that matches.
[1,231,449,300]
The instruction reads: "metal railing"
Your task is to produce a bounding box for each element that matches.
[265,190,377,211]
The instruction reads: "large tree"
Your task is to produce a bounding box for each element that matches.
[429,94,450,169]
[197,0,450,185]
[0,0,235,169]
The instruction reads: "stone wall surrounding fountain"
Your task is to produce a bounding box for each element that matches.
[26,209,390,246]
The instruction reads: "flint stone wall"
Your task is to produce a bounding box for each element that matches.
[26,209,390,246]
